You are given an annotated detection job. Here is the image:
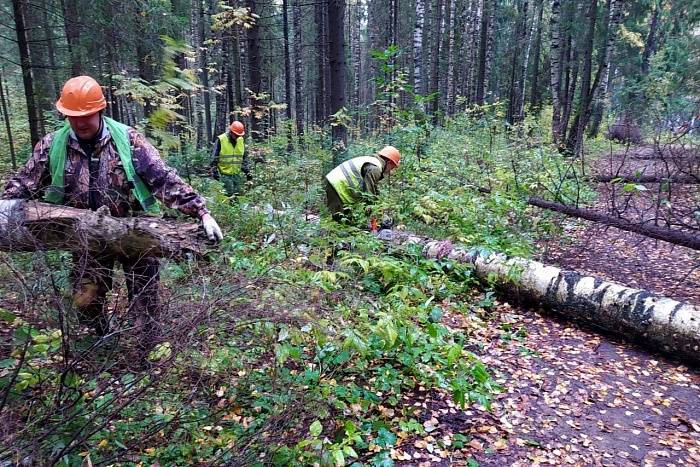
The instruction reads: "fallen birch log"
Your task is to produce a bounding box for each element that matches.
[377,229,700,364]
[566,174,699,184]
[0,200,208,260]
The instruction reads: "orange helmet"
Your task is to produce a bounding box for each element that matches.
[55,76,107,117]
[230,121,245,136]
[378,145,400,167]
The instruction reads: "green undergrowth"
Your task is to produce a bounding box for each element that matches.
[1,110,603,464]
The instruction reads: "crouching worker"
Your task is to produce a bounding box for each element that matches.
[211,120,250,197]
[324,146,401,221]
[0,75,224,352]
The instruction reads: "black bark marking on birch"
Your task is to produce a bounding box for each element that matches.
[591,283,611,305]
[669,302,684,323]
[627,290,655,327]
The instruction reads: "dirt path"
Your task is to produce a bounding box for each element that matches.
[537,145,700,304]
[392,303,700,466]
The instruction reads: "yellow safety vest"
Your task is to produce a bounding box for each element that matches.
[217,133,245,175]
[325,156,382,205]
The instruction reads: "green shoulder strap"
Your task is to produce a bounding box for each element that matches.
[45,118,159,214]
[103,117,160,214]
[44,124,71,204]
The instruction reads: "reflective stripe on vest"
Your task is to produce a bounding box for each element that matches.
[44,117,159,214]
[325,156,382,205]
[217,133,245,175]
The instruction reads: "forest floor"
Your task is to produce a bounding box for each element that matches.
[378,144,698,465]
[391,303,700,466]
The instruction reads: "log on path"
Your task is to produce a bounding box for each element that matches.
[0,201,208,260]
[377,229,700,364]
[477,188,700,251]
[576,174,698,184]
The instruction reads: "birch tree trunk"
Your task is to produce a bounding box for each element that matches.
[377,229,700,364]
[351,0,363,109]
[413,0,425,96]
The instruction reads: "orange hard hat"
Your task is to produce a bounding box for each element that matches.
[230,121,245,136]
[378,145,400,167]
[55,76,107,117]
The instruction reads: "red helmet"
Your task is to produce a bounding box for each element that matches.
[230,121,245,136]
[378,146,400,167]
[55,76,107,117]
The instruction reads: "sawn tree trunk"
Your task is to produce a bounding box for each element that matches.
[0,201,208,260]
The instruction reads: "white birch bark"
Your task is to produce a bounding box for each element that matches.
[377,229,700,363]
[414,0,425,95]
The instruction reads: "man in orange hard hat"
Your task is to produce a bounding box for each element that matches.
[324,145,400,221]
[0,75,223,348]
[211,120,250,197]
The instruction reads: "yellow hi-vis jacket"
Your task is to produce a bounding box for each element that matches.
[325,156,382,205]
[217,133,245,175]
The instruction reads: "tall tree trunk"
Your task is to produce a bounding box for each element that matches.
[507,0,529,124]
[0,71,17,170]
[567,0,621,155]
[413,0,425,97]
[475,0,490,104]
[549,0,563,142]
[293,0,305,142]
[196,0,213,144]
[482,0,496,102]
[282,0,293,151]
[529,0,544,111]
[439,0,455,116]
[315,1,328,125]
[246,0,263,141]
[60,0,82,75]
[327,0,347,160]
[351,0,363,109]
[429,0,444,118]
[641,2,660,75]
[11,0,41,146]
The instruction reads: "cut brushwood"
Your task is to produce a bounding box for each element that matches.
[0,201,208,260]
[377,229,700,364]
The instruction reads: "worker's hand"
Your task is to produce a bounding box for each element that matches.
[380,218,394,230]
[0,199,22,229]
[201,213,223,242]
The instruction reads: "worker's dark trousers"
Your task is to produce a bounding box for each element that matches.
[71,251,161,347]
[324,180,348,221]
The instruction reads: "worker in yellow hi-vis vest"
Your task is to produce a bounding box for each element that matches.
[324,146,400,221]
[211,121,250,197]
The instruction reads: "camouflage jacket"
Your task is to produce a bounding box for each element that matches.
[2,121,210,219]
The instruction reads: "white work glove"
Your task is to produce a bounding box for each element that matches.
[201,213,223,242]
[0,199,22,229]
